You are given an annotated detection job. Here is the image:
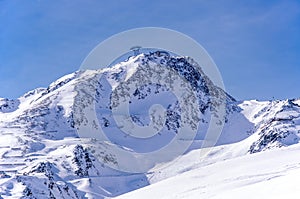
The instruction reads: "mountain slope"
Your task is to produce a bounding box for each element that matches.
[116,144,300,199]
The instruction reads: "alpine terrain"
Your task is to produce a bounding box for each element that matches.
[0,52,300,199]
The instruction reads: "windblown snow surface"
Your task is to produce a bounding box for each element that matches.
[0,52,300,198]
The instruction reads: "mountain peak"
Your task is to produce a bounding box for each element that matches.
[0,51,299,198]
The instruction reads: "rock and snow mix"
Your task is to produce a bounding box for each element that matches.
[0,52,299,198]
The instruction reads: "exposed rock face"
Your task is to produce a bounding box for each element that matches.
[249,99,300,153]
[0,98,20,113]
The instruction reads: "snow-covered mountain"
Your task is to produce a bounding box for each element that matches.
[0,52,299,198]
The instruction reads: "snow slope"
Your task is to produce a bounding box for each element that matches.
[117,144,300,199]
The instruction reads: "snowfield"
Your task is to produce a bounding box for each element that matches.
[0,52,299,198]
[117,144,300,199]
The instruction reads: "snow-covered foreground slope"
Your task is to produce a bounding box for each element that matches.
[0,52,299,198]
[117,143,300,199]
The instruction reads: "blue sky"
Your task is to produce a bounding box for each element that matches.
[0,0,299,100]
